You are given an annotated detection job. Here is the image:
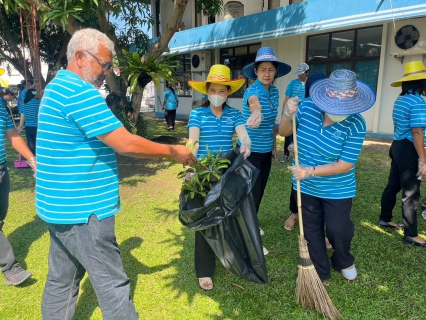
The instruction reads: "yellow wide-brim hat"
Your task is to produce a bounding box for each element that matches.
[188,64,246,95]
[391,61,426,87]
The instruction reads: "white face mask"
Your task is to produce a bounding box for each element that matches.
[327,114,348,123]
[208,94,227,108]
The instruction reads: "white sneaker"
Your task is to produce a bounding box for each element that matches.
[263,246,269,255]
[259,227,265,236]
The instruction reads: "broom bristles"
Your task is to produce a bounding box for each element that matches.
[296,237,340,320]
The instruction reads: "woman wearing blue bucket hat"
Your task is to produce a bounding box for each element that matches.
[279,69,375,281]
[239,47,291,253]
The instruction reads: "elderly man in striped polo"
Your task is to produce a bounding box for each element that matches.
[36,28,196,320]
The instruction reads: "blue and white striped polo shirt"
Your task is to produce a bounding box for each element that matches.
[240,79,279,153]
[392,93,426,144]
[0,104,15,164]
[188,105,244,160]
[36,70,123,224]
[292,99,366,199]
[285,78,306,101]
[20,99,40,127]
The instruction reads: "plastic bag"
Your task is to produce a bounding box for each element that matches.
[179,149,268,284]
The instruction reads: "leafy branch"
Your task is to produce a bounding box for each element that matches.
[175,145,231,201]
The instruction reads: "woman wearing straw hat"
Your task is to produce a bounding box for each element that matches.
[279,70,375,281]
[187,64,251,290]
[240,47,291,246]
[378,61,426,247]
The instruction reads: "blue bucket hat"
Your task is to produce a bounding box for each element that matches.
[242,47,291,80]
[310,69,376,115]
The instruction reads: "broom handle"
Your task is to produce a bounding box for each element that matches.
[292,113,305,238]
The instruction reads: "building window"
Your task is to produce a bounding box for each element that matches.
[170,53,192,96]
[220,43,261,97]
[307,26,383,92]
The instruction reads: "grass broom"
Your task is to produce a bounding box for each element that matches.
[292,113,340,320]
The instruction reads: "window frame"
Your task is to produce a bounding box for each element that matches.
[220,42,261,98]
[306,25,383,92]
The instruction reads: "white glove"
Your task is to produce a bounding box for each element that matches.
[246,110,263,129]
[282,97,299,118]
[239,136,251,159]
[417,158,426,180]
[288,165,315,180]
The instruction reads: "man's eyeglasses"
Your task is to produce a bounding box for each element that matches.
[84,50,113,72]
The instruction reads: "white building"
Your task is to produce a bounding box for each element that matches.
[152,0,426,137]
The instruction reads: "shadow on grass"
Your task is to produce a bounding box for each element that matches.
[74,236,178,319]
[7,215,47,271]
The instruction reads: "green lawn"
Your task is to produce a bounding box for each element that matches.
[1,116,425,319]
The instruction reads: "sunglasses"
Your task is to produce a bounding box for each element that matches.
[84,50,113,72]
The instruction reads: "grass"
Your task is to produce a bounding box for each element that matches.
[1,116,426,319]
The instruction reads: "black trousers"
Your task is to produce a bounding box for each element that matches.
[283,134,294,156]
[301,193,354,280]
[164,109,176,129]
[194,231,215,278]
[289,184,297,213]
[25,126,37,156]
[380,139,421,237]
[0,167,17,272]
[246,151,273,213]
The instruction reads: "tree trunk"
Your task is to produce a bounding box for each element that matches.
[143,0,189,61]
[0,9,33,81]
[131,85,145,124]
[46,38,68,84]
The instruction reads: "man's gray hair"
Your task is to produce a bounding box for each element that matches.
[67,28,115,62]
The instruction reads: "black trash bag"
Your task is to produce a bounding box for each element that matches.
[179,149,268,284]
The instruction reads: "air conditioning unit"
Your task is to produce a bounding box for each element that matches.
[389,18,426,56]
[191,51,211,72]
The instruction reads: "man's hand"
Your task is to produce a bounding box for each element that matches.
[171,145,197,166]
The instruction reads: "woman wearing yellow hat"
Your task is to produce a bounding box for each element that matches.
[379,61,426,247]
[187,64,251,290]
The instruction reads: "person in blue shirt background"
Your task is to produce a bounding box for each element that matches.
[279,70,376,281]
[379,61,426,248]
[280,63,310,164]
[239,47,291,254]
[187,64,250,291]
[161,83,179,130]
[0,88,36,286]
[18,89,40,156]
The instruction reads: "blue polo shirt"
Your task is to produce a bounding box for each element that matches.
[240,79,279,153]
[17,89,27,111]
[164,90,178,110]
[0,97,6,111]
[188,105,244,160]
[285,78,306,101]
[292,98,366,199]
[20,99,40,127]
[36,70,123,224]
[392,93,426,144]
[0,104,15,164]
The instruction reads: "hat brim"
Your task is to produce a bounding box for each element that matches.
[310,79,376,115]
[188,78,246,95]
[242,61,291,80]
[391,73,426,87]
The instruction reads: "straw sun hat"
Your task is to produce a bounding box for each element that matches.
[188,64,246,95]
[242,46,291,80]
[310,69,376,116]
[391,61,426,87]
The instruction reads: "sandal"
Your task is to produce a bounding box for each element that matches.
[325,237,333,250]
[284,213,298,231]
[198,277,214,291]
